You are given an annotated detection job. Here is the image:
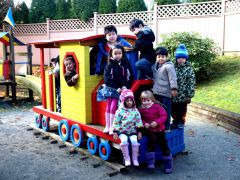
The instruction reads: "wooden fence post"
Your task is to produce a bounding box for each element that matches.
[221,0,226,55]
[153,2,158,47]
[94,12,98,35]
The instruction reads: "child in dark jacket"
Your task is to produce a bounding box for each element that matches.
[112,89,143,166]
[92,25,132,75]
[138,90,173,174]
[103,44,134,135]
[171,44,196,129]
[64,56,79,87]
[129,19,156,79]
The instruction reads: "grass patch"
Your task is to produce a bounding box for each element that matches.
[193,56,240,114]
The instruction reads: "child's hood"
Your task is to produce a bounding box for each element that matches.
[119,89,136,108]
[138,26,155,42]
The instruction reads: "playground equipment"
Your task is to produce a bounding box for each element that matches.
[30,34,185,164]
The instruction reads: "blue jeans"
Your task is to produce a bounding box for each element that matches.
[154,94,171,130]
[135,58,154,80]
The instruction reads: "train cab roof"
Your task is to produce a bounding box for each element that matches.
[29,34,136,48]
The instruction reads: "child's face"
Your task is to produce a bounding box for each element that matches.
[141,98,153,108]
[111,48,123,61]
[131,26,142,35]
[177,58,186,65]
[125,97,134,108]
[156,54,167,64]
[142,98,153,107]
[106,31,117,43]
[64,60,75,72]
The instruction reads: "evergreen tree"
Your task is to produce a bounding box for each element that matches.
[190,0,217,2]
[56,0,71,19]
[98,0,116,14]
[117,0,147,13]
[72,0,99,21]
[14,2,29,24]
[155,0,180,5]
[29,0,56,23]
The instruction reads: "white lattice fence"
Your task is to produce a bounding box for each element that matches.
[225,0,240,14]
[97,11,153,26]
[4,23,46,34]
[49,19,94,31]
[157,1,221,18]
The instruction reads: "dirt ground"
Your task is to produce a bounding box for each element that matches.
[0,103,240,180]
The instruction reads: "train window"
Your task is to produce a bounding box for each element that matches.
[63,52,79,87]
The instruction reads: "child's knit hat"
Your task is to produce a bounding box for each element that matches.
[119,89,134,103]
[175,44,189,60]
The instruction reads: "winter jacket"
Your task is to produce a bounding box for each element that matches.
[133,26,155,62]
[64,70,77,87]
[104,58,134,90]
[95,36,132,74]
[172,61,195,103]
[152,60,178,98]
[112,105,143,135]
[138,103,167,132]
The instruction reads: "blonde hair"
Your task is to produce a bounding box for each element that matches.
[140,90,158,103]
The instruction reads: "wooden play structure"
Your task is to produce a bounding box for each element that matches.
[30,34,185,162]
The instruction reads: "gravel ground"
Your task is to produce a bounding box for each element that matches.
[0,105,240,180]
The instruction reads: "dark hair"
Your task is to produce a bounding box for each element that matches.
[104,25,117,36]
[108,44,128,64]
[124,97,135,108]
[50,55,59,63]
[129,19,145,31]
[155,47,168,56]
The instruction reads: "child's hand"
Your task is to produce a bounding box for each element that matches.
[186,97,191,104]
[171,89,178,97]
[113,133,118,140]
[73,74,79,80]
[117,88,121,93]
[150,121,158,128]
[137,132,142,140]
[144,123,150,129]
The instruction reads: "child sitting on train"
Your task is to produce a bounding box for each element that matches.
[138,90,173,174]
[112,89,143,166]
[102,44,134,135]
[129,19,156,80]
[91,25,132,75]
[64,56,79,87]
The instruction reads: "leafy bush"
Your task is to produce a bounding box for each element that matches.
[158,32,220,82]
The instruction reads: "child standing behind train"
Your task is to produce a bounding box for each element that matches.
[152,47,178,131]
[112,89,143,166]
[138,90,173,174]
[92,25,132,75]
[171,44,195,129]
[129,19,156,80]
[64,56,79,87]
[103,45,134,135]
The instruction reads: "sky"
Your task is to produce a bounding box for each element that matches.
[14,0,154,10]
[14,0,32,7]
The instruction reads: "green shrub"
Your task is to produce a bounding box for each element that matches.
[158,32,220,82]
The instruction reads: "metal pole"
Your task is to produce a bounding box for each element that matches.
[27,45,34,101]
[9,27,16,103]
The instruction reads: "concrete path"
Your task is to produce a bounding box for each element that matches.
[0,106,239,180]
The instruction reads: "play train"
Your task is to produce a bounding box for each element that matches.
[30,34,185,162]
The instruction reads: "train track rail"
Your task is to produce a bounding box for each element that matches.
[29,124,126,176]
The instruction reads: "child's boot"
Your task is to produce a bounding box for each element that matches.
[145,152,155,168]
[103,113,110,133]
[131,143,140,166]
[109,113,114,135]
[120,144,131,166]
[162,155,173,174]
